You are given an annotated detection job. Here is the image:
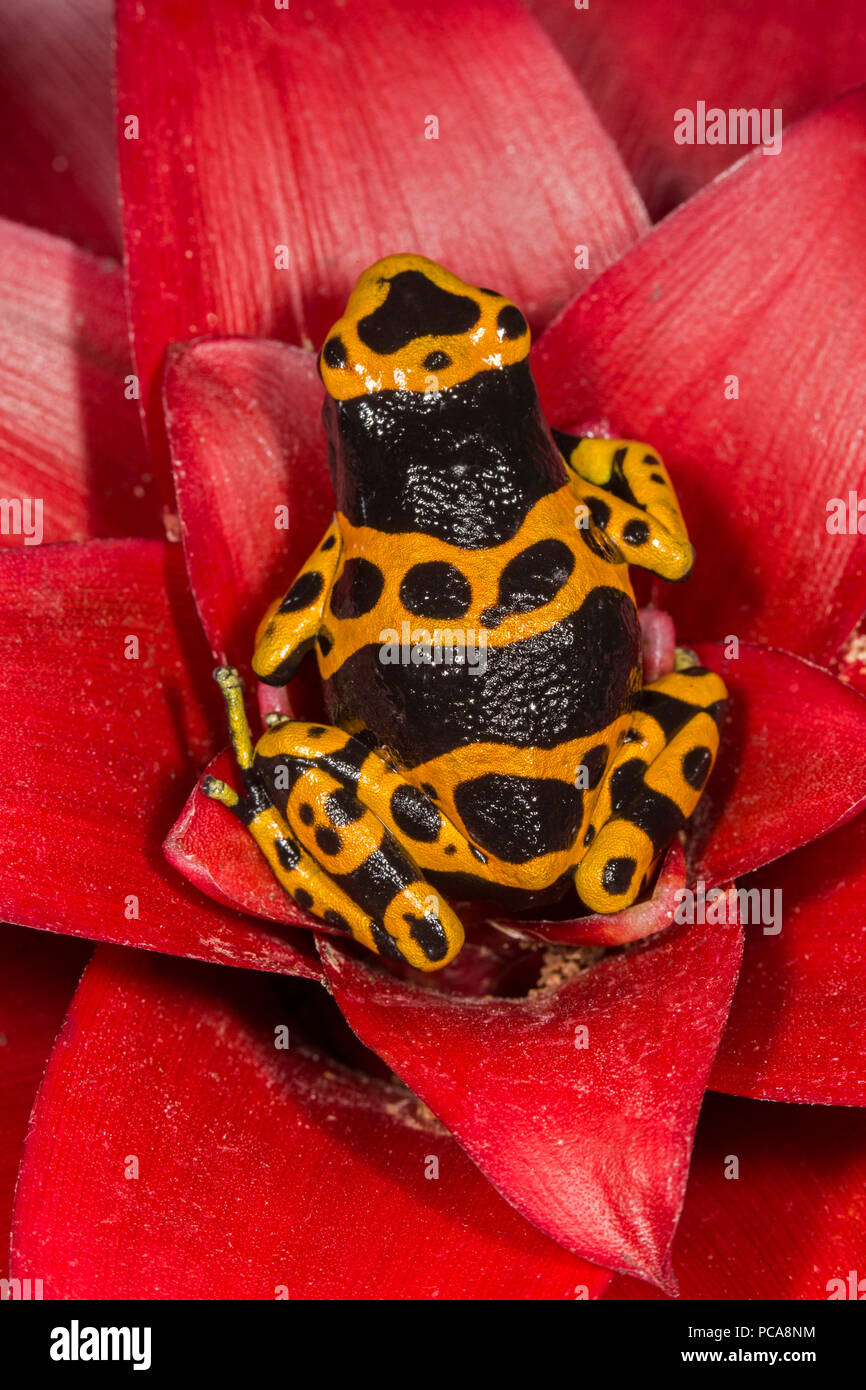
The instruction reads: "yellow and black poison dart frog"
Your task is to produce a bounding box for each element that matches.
[204,254,727,972]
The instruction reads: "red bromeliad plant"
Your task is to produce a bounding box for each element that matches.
[2,0,866,1301]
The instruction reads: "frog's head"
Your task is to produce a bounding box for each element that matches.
[318,254,530,401]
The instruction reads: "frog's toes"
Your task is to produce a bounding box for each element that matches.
[201,775,241,810]
[263,710,291,729]
[211,665,255,769]
[673,645,701,671]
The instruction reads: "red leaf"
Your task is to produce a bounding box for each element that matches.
[12,946,610,1299]
[320,920,743,1290]
[533,88,866,664]
[834,617,866,697]
[0,540,320,978]
[164,337,332,669]
[711,811,866,1106]
[530,0,866,220]
[606,1092,866,1299]
[116,0,647,419]
[0,925,90,1280]
[688,643,866,887]
[0,0,119,255]
[0,219,158,543]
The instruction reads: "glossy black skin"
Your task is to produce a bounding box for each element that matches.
[323,360,567,546]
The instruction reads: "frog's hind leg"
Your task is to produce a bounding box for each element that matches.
[202,670,379,949]
[280,758,466,970]
[203,774,376,945]
[574,659,727,914]
[204,669,465,972]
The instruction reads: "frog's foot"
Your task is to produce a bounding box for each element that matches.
[202,772,382,945]
[205,671,464,971]
[555,432,695,581]
[574,665,728,913]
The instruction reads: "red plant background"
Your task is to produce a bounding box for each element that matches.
[2,0,866,1302]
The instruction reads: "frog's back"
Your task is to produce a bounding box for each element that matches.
[312,255,640,879]
[319,484,640,772]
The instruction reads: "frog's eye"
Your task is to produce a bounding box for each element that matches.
[497,305,527,341]
[322,336,348,369]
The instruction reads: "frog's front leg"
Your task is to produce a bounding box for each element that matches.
[574,660,727,913]
[252,518,342,685]
[555,431,694,582]
[204,669,466,971]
